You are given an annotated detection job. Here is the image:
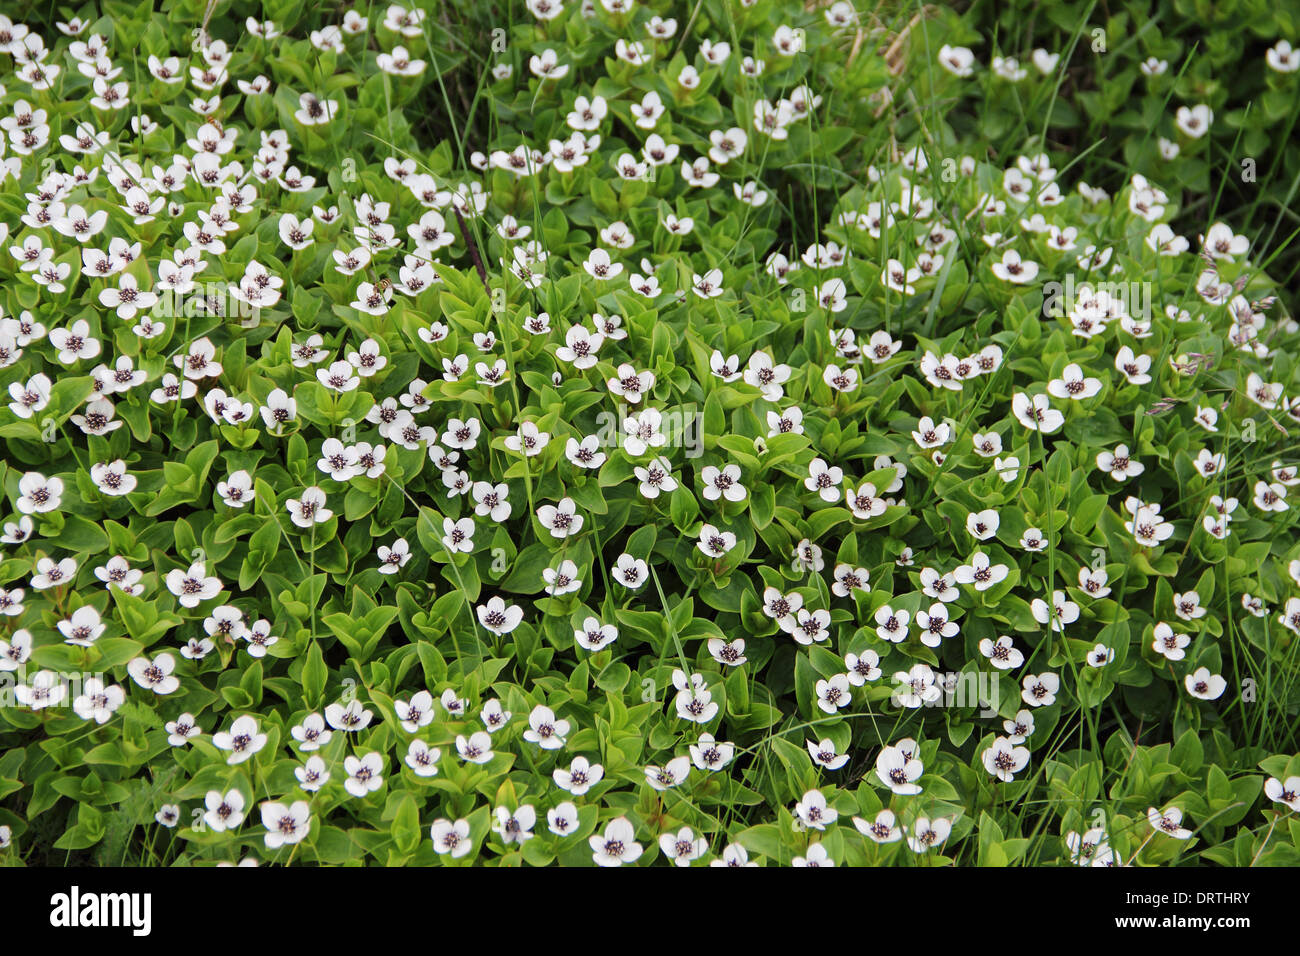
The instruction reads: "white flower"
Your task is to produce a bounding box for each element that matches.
[1083,643,1113,667]
[291,713,332,751]
[1151,621,1190,661]
[689,733,734,772]
[938,44,975,76]
[672,669,718,723]
[1266,39,1300,72]
[390,691,433,734]
[1280,597,1300,635]
[262,801,311,848]
[1065,827,1116,867]
[491,805,535,846]
[1264,776,1300,812]
[16,670,68,710]
[907,817,952,853]
[317,360,361,392]
[477,595,523,635]
[441,516,475,553]
[1005,710,1036,744]
[16,471,62,514]
[555,325,603,369]
[763,587,802,633]
[212,715,268,763]
[175,337,222,379]
[854,810,903,844]
[607,363,654,403]
[217,470,254,508]
[712,843,759,866]
[1011,392,1064,433]
[1126,504,1174,546]
[205,790,247,832]
[612,553,648,589]
[344,752,385,798]
[1032,590,1079,633]
[325,699,374,732]
[428,818,473,857]
[991,249,1039,283]
[1253,481,1288,513]
[72,677,124,723]
[7,373,50,419]
[792,843,834,867]
[743,351,791,401]
[551,755,604,796]
[832,563,870,597]
[71,398,123,437]
[1047,363,1102,400]
[32,557,75,591]
[953,551,1008,591]
[1021,672,1060,707]
[1184,667,1226,701]
[804,457,843,502]
[633,457,677,499]
[1096,444,1144,481]
[1242,593,1269,618]
[165,560,222,608]
[100,272,160,319]
[701,464,746,502]
[807,738,850,771]
[122,650,178,697]
[980,635,1024,670]
[58,606,105,647]
[347,338,386,376]
[846,482,887,520]
[697,523,737,558]
[877,743,923,794]
[541,802,577,838]
[442,417,482,450]
[844,650,881,686]
[1172,590,1206,621]
[590,817,642,866]
[983,736,1031,781]
[537,497,583,537]
[792,608,831,645]
[452,729,493,763]
[876,605,910,643]
[155,804,181,828]
[916,602,959,646]
[1148,806,1192,839]
[815,674,852,713]
[1114,346,1152,385]
[583,247,622,281]
[566,435,607,469]
[794,789,838,830]
[966,508,1000,541]
[0,516,33,546]
[89,459,135,496]
[286,486,332,527]
[377,537,411,574]
[1175,104,1213,138]
[659,827,708,867]
[911,415,950,450]
[523,705,570,750]
[622,408,666,456]
[560,600,616,647]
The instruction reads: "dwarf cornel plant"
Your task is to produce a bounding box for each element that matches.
[0,0,1298,867]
